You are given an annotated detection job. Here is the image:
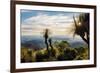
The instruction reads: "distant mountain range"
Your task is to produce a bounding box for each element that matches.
[21,36,87,50]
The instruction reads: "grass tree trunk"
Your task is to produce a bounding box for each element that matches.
[45,39,49,54]
[43,29,50,56]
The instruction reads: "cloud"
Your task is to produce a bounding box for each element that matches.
[21,9,32,13]
[23,13,73,25]
[21,12,78,36]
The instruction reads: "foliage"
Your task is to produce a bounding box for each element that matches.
[73,13,89,46]
[21,40,89,63]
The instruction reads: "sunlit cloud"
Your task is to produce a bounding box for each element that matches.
[21,10,80,37]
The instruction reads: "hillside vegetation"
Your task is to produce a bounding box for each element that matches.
[21,40,89,63]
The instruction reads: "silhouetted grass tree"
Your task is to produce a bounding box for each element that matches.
[43,29,50,56]
[48,38,53,50]
[48,38,56,57]
[73,13,89,46]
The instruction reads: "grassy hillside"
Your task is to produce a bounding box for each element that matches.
[21,40,89,63]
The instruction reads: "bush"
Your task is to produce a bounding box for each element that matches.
[21,41,89,62]
[64,49,78,60]
[35,50,50,62]
[74,47,89,60]
[49,48,56,57]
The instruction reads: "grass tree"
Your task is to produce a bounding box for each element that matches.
[43,29,50,55]
[73,13,89,46]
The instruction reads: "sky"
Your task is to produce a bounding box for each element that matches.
[21,9,82,37]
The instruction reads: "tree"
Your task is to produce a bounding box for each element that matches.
[48,38,53,50]
[43,29,50,55]
[48,38,56,57]
[73,13,89,46]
